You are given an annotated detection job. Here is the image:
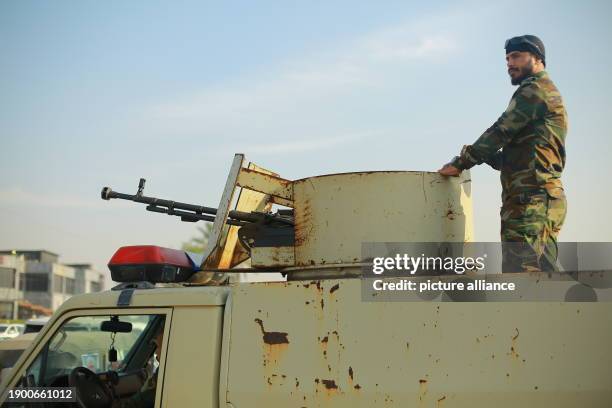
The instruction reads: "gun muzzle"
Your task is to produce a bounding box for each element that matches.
[101,187,113,200]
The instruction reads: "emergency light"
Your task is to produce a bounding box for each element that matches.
[108,245,202,283]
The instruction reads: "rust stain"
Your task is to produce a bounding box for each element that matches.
[266,373,288,387]
[315,377,341,397]
[255,319,290,370]
[293,199,312,246]
[254,318,289,345]
[509,327,520,359]
[321,379,338,390]
[330,283,340,294]
[418,378,428,405]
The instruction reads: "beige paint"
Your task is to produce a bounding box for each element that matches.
[236,167,293,204]
[292,171,473,267]
[224,278,612,407]
[162,306,224,408]
[2,277,611,407]
[219,162,276,269]
[251,246,295,268]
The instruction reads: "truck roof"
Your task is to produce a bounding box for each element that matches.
[55,285,230,314]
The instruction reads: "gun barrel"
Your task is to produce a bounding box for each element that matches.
[101,181,293,226]
[101,186,262,226]
[102,187,219,216]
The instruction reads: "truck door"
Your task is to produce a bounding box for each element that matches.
[160,306,224,408]
[0,307,172,408]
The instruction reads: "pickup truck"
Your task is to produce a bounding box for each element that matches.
[3,158,610,407]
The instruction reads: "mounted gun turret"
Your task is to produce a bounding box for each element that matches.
[101,154,473,284]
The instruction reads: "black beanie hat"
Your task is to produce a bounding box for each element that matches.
[505,35,546,66]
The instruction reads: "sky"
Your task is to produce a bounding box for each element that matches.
[1,0,611,288]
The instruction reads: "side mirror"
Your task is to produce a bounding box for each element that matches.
[100,317,132,333]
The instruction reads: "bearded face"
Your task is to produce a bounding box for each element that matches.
[506,51,537,85]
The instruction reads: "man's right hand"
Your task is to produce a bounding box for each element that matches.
[438,163,462,177]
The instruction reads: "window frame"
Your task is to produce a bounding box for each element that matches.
[0,307,173,408]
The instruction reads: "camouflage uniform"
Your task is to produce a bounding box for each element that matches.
[451,70,567,272]
[119,370,157,408]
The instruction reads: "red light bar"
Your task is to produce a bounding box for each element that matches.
[108,245,196,283]
[109,245,192,267]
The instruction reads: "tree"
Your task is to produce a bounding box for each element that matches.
[181,224,213,254]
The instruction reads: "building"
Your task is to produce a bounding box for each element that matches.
[0,250,105,318]
[0,253,25,320]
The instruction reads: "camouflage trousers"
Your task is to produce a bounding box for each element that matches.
[501,189,567,273]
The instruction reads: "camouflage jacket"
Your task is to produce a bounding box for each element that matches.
[119,370,157,408]
[451,71,567,202]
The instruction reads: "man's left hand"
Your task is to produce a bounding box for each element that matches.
[438,163,462,177]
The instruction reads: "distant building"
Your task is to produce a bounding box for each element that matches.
[0,253,25,320]
[0,250,105,319]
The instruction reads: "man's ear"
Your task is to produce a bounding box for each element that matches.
[530,53,543,67]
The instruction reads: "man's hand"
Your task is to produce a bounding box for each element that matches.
[438,163,462,177]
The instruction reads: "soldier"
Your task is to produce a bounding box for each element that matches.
[119,323,164,408]
[438,35,567,273]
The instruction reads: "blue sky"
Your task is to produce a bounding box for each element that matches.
[1,0,611,284]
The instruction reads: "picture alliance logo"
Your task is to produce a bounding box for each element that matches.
[371,254,488,275]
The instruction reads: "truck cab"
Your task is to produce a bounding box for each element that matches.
[0,283,225,407]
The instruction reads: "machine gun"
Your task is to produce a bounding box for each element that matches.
[101,178,294,252]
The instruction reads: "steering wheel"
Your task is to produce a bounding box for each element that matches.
[68,367,112,408]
